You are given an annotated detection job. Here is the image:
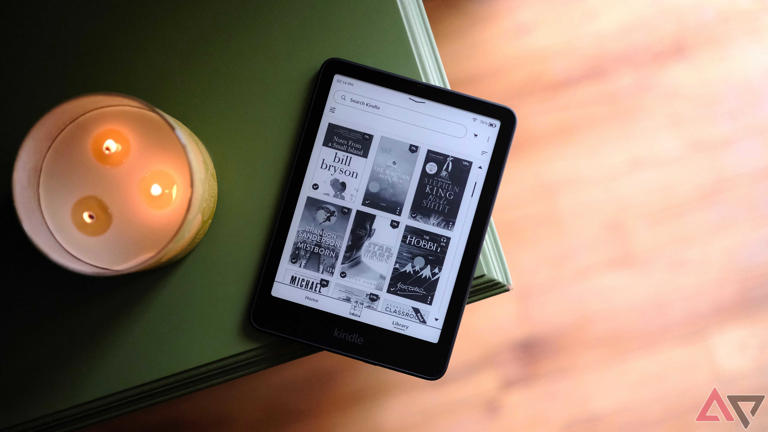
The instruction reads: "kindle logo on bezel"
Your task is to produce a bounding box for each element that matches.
[333,327,365,344]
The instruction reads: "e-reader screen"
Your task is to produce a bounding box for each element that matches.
[269,74,501,343]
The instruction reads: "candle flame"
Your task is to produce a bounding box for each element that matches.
[102,138,121,154]
[91,129,130,166]
[140,170,178,210]
[150,183,163,196]
[72,196,112,236]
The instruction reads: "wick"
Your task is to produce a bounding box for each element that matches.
[102,138,120,155]
[82,211,96,224]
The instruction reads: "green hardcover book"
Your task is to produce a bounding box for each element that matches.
[0,1,512,430]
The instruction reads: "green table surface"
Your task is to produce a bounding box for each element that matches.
[0,2,509,430]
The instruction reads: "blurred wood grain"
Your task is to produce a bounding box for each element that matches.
[85,0,768,430]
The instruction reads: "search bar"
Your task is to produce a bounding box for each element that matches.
[334,91,467,138]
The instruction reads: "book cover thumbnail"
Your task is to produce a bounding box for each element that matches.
[288,196,351,276]
[361,136,419,216]
[409,150,472,231]
[381,299,429,324]
[339,210,400,291]
[332,284,381,317]
[386,225,450,305]
[311,123,373,203]
[283,270,331,296]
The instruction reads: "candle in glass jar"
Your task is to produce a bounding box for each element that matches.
[39,105,192,270]
[13,94,217,275]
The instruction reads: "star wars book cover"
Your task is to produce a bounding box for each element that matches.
[408,150,472,231]
[361,136,419,216]
[386,225,450,305]
[338,210,400,291]
[288,196,351,276]
[310,123,373,203]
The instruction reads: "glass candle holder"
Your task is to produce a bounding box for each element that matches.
[12,93,217,276]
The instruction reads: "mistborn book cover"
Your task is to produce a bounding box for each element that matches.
[288,196,351,276]
[339,210,400,291]
[387,225,451,305]
[311,123,373,203]
[361,136,419,216]
[409,150,472,231]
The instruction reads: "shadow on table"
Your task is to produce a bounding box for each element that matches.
[0,192,181,424]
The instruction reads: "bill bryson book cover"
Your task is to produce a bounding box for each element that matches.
[311,123,373,203]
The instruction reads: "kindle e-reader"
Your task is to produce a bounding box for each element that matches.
[250,58,516,379]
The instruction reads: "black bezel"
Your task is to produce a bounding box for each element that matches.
[250,58,516,380]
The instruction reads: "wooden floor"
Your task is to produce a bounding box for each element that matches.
[86,0,768,430]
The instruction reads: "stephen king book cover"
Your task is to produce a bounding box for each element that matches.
[409,150,472,231]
